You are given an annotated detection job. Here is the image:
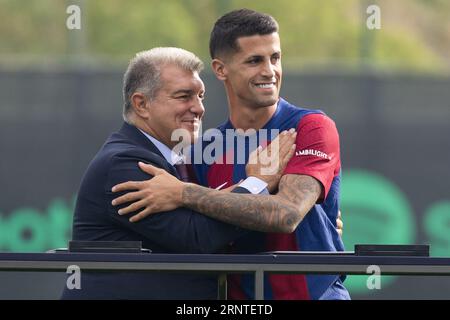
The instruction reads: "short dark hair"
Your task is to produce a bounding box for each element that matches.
[209,8,279,59]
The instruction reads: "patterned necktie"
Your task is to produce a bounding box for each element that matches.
[174,163,190,182]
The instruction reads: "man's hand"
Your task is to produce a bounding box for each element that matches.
[336,210,343,237]
[246,129,297,193]
[111,162,186,222]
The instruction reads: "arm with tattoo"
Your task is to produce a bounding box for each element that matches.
[111,130,325,233]
[181,174,322,233]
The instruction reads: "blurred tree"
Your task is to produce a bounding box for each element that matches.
[0,0,448,71]
[86,0,201,57]
[0,0,66,55]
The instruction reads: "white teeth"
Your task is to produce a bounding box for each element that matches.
[256,83,274,88]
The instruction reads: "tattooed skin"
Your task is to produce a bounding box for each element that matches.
[182,174,322,233]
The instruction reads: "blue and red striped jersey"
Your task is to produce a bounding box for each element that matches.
[192,98,349,300]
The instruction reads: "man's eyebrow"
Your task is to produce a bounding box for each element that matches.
[245,51,281,60]
[172,89,194,95]
[245,55,263,60]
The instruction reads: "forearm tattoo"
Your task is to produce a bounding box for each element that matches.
[182,174,322,233]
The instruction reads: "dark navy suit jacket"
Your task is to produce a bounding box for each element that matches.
[61,122,249,299]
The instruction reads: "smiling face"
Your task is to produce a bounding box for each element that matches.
[142,64,205,148]
[220,32,282,111]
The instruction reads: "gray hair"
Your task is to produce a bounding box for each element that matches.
[122,47,204,123]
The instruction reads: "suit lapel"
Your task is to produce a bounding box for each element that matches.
[118,122,164,157]
[117,122,179,178]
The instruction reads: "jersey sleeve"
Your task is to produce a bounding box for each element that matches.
[283,113,341,201]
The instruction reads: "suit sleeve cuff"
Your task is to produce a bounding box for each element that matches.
[238,176,269,194]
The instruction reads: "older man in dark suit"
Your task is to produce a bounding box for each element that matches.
[62,47,296,299]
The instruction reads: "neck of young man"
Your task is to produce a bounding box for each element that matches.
[228,98,278,131]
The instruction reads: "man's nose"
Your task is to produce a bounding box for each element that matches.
[191,96,205,117]
[260,60,276,78]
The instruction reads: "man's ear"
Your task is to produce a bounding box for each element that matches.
[131,92,150,119]
[211,58,227,81]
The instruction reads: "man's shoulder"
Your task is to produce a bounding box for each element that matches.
[104,138,168,168]
[88,132,169,175]
[266,98,323,130]
[279,98,324,118]
[297,113,338,137]
[278,98,336,128]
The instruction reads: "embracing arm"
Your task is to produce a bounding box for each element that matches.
[112,129,322,233]
[181,174,322,233]
[111,121,342,233]
[107,154,248,254]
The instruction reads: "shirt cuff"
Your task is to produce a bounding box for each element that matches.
[238,176,269,194]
